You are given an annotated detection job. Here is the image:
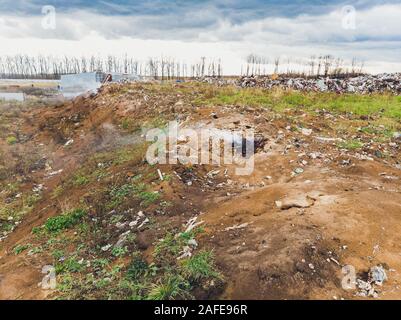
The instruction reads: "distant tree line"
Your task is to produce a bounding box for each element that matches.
[0,54,365,80]
[0,55,223,80]
[242,54,365,77]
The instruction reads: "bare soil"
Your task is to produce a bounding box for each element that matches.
[0,82,400,300]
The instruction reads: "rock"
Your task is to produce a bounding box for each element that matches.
[275,195,314,210]
[301,128,312,136]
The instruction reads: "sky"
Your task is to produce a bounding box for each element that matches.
[0,0,401,74]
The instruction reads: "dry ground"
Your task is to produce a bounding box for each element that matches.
[0,82,400,300]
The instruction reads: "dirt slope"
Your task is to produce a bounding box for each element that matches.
[0,82,400,299]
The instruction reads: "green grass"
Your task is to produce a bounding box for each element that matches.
[107,181,160,209]
[337,139,364,150]
[181,250,221,282]
[72,174,90,186]
[56,256,84,273]
[44,208,87,233]
[147,274,191,300]
[138,191,160,206]
[6,136,17,145]
[111,246,128,257]
[194,85,401,120]
[13,244,30,255]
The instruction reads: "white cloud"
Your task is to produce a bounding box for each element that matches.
[0,3,400,74]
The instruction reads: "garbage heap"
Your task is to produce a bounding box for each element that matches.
[237,73,401,94]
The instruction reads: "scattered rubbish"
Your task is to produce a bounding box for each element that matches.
[315,136,342,143]
[177,246,192,260]
[356,265,388,298]
[301,128,312,136]
[370,265,387,286]
[137,218,149,229]
[188,239,198,247]
[184,216,204,233]
[47,169,63,177]
[157,169,164,181]
[224,222,250,231]
[293,167,304,175]
[239,73,401,94]
[101,244,112,252]
[115,230,131,248]
[64,139,74,147]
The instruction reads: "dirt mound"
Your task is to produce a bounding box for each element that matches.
[0,82,400,300]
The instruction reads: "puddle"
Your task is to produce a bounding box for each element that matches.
[0,92,25,102]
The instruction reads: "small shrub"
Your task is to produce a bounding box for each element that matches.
[126,256,148,281]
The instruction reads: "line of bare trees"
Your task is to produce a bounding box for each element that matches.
[0,55,223,80]
[0,53,366,80]
[242,54,365,78]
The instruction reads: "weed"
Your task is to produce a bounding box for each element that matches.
[44,208,87,233]
[138,191,160,206]
[181,250,221,282]
[13,244,30,255]
[6,136,17,145]
[111,246,128,257]
[92,258,110,270]
[73,174,90,186]
[51,185,64,199]
[147,274,191,300]
[56,256,84,273]
[52,249,65,260]
[337,139,364,150]
[126,256,149,281]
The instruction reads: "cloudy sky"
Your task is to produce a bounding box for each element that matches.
[0,0,401,74]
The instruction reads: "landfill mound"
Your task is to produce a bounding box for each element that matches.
[238,73,401,94]
[0,81,400,300]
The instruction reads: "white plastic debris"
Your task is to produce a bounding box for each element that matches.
[224,222,250,231]
[184,216,204,233]
[64,139,74,146]
[370,266,387,286]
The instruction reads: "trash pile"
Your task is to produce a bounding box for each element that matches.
[237,74,401,94]
[356,265,388,298]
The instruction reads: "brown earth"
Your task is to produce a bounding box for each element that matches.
[0,82,400,299]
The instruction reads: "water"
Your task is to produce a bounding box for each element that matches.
[0,92,25,101]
